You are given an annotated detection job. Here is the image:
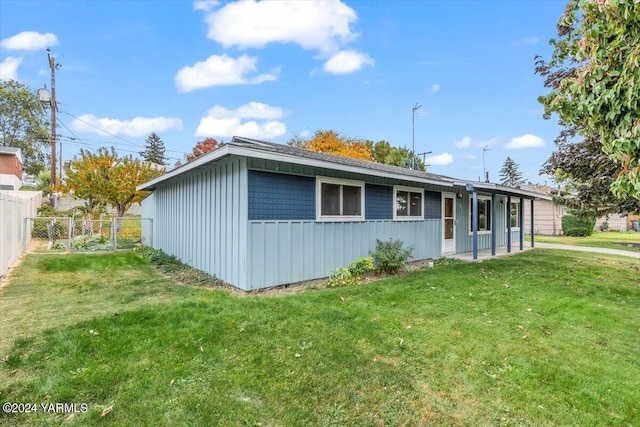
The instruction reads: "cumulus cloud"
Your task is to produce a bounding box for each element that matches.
[512,37,539,46]
[70,114,183,137]
[0,31,58,51]
[454,135,499,149]
[323,50,374,74]
[431,84,440,93]
[0,56,23,80]
[193,0,219,11]
[426,152,454,166]
[201,0,358,53]
[195,102,286,139]
[175,54,277,92]
[505,134,546,149]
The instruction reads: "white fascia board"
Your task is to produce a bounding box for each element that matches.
[228,146,453,188]
[137,145,232,191]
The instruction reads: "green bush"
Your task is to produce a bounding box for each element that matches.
[348,256,374,276]
[328,257,375,288]
[562,214,595,237]
[370,239,413,275]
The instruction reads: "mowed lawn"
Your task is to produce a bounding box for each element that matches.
[1,251,639,426]
[535,231,640,252]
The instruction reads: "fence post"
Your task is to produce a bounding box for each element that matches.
[111,218,116,252]
[68,217,73,252]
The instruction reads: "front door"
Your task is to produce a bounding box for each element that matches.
[442,193,456,255]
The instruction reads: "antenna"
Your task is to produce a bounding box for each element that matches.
[412,103,422,169]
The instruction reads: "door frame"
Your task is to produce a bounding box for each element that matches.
[442,192,456,255]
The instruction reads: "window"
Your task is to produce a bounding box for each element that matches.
[317,177,364,221]
[394,186,423,220]
[469,196,491,233]
[507,201,520,229]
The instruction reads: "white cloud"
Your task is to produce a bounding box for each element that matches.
[193,0,219,11]
[70,114,183,137]
[512,37,539,46]
[202,0,358,53]
[323,50,374,74]
[0,31,58,51]
[195,102,286,139]
[0,56,23,80]
[462,154,477,160]
[426,152,454,166]
[175,54,277,92]
[454,136,471,149]
[431,84,440,93]
[454,135,500,149]
[505,134,546,149]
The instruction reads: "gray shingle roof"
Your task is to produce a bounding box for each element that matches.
[230,136,457,184]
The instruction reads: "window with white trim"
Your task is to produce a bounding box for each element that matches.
[316,177,364,221]
[506,200,521,229]
[469,196,491,233]
[394,186,423,220]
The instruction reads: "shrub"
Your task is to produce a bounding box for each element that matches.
[562,214,596,237]
[328,257,375,288]
[370,239,413,275]
[599,221,609,232]
[348,256,374,276]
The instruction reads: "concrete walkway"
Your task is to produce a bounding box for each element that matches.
[534,242,640,259]
[450,241,640,262]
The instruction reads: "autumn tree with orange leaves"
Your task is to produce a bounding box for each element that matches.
[288,130,373,161]
[64,147,164,217]
[186,137,223,162]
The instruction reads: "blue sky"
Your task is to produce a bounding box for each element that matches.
[0,0,566,183]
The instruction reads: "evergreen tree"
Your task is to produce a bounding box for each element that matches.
[499,157,524,187]
[140,132,167,165]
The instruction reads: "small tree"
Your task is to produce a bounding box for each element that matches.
[499,157,525,187]
[140,132,167,165]
[186,137,222,162]
[288,130,373,161]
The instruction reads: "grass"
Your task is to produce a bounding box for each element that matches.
[534,231,640,252]
[1,250,639,426]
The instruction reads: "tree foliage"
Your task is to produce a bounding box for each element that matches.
[499,157,525,187]
[0,80,49,175]
[540,124,640,218]
[64,147,164,217]
[368,140,426,171]
[185,137,222,162]
[288,130,373,161]
[140,132,167,165]
[536,0,640,199]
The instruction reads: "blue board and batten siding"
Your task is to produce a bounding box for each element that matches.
[246,168,444,289]
[144,157,249,289]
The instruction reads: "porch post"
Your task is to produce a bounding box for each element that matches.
[491,193,496,256]
[519,197,525,250]
[473,190,478,260]
[530,198,535,247]
[507,195,512,253]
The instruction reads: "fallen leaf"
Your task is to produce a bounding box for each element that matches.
[526,308,532,312]
[295,353,301,358]
[522,335,528,340]
[200,346,204,352]
[170,379,174,386]
[340,297,346,302]
[101,406,113,417]
[504,283,510,288]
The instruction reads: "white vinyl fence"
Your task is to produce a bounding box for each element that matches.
[0,191,42,278]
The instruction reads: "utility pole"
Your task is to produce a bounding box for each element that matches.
[412,103,421,169]
[482,145,492,182]
[47,48,60,187]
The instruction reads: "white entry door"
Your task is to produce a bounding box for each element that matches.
[442,193,456,255]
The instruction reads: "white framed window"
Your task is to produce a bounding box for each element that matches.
[393,186,424,220]
[316,176,365,221]
[557,205,564,217]
[469,196,492,234]
[506,200,521,230]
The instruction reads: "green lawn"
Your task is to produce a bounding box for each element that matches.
[1,251,639,426]
[534,231,640,252]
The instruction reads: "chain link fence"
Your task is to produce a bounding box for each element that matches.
[23,217,152,254]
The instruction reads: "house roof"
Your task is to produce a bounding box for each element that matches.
[137,136,551,200]
[0,146,23,163]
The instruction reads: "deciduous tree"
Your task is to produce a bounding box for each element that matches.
[499,157,525,187]
[368,140,425,171]
[536,0,640,199]
[288,130,373,161]
[64,147,164,217]
[186,137,222,162]
[0,80,49,175]
[140,132,167,165]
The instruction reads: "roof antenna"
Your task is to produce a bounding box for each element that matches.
[482,145,492,182]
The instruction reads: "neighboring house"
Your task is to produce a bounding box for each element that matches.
[522,184,639,234]
[138,137,551,291]
[521,185,566,235]
[0,147,23,191]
